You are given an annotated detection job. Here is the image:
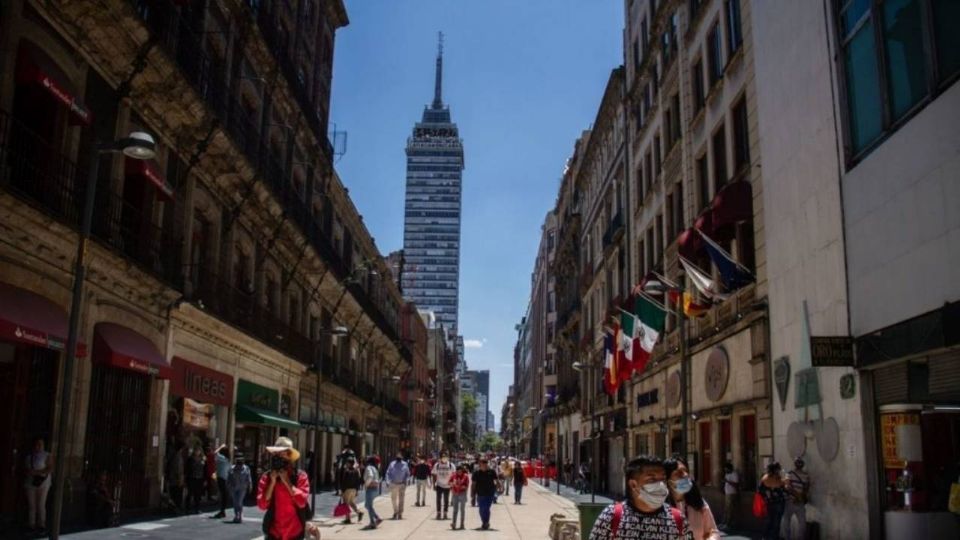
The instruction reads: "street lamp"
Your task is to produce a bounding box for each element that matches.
[50,131,156,540]
[311,325,348,514]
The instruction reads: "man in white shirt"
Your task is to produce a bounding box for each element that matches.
[721,461,739,529]
[431,451,456,520]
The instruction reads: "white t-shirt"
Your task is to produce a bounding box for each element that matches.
[432,460,455,488]
[723,471,740,495]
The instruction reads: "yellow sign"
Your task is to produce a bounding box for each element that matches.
[880,412,919,469]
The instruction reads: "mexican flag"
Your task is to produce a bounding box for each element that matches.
[619,309,641,380]
[634,294,666,363]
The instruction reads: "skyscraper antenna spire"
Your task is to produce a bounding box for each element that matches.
[432,31,444,109]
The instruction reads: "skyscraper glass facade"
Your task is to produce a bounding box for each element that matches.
[402,41,465,331]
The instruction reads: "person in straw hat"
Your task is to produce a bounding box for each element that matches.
[257,437,312,539]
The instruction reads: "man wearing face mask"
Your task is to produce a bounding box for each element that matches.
[588,455,692,540]
[431,451,455,520]
[256,437,311,540]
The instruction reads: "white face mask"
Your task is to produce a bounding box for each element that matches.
[633,481,670,508]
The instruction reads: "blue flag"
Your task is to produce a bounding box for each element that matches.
[700,232,754,291]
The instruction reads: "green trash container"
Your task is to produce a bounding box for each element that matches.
[577,502,609,540]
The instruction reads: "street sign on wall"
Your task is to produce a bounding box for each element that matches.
[810,336,855,366]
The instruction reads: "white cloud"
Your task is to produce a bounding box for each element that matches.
[464,338,487,349]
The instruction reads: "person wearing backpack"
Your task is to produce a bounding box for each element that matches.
[227,453,252,523]
[664,457,720,540]
[588,455,692,540]
[256,437,311,540]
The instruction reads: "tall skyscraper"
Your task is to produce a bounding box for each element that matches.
[402,33,465,332]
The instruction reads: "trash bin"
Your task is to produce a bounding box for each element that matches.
[577,502,608,540]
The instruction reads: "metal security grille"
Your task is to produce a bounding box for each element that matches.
[84,364,150,510]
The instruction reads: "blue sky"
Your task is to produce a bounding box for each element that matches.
[331,1,625,429]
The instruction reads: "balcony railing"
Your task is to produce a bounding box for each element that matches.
[0,110,182,288]
[126,1,405,349]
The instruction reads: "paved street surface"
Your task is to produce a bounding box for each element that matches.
[62,482,756,539]
[63,482,577,540]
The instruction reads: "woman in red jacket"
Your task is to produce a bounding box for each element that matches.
[257,437,311,540]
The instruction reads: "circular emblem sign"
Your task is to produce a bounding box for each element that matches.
[705,347,730,402]
[666,371,681,408]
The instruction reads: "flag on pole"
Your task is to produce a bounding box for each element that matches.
[603,330,618,395]
[679,256,729,301]
[618,309,640,381]
[683,292,711,317]
[699,231,755,290]
[635,294,667,355]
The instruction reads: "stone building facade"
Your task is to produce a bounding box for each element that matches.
[0,0,411,531]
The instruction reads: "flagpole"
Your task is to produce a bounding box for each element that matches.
[678,273,690,462]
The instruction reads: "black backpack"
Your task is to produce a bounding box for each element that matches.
[261,468,313,539]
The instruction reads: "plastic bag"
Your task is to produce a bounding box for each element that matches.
[752,492,767,518]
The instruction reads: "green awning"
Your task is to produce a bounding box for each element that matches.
[236,405,302,430]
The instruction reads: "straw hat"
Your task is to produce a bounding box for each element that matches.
[265,436,301,462]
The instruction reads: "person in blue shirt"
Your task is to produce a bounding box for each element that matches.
[226,453,252,523]
[385,453,411,519]
[211,444,231,519]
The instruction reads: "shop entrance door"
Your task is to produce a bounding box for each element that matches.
[0,343,58,531]
[83,364,150,510]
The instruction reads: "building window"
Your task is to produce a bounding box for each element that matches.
[637,163,645,202]
[725,0,743,56]
[644,150,653,194]
[689,0,703,20]
[670,93,681,145]
[712,123,727,190]
[666,192,675,239]
[673,183,684,238]
[641,18,649,51]
[699,421,713,486]
[697,154,710,212]
[707,23,724,86]
[633,38,640,71]
[655,214,664,265]
[646,229,654,271]
[692,59,705,113]
[653,135,662,179]
[732,96,749,174]
[838,0,960,158]
[638,239,646,276]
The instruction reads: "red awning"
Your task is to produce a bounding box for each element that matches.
[0,282,86,356]
[15,43,92,126]
[711,180,753,241]
[93,322,172,378]
[125,158,174,200]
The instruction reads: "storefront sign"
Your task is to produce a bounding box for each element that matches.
[636,389,659,409]
[880,412,921,469]
[810,336,855,367]
[237,379,279,411]
[170,357,233,406]
[705,347,730,402]
[183,398,214,430]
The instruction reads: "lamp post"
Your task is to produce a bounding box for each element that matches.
[49,131,157,540]
[573,360,604,503]
[312,325,348,515]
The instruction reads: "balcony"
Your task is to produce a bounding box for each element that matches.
[602,210,625,250]
[125,2,411,350]
[0,110,183,289]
